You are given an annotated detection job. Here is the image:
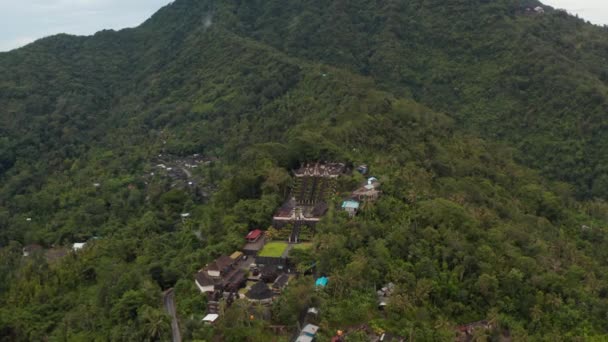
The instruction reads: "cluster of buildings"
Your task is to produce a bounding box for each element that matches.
[341,171,382,218]
[193,162,384,340]
[144,153,216,197]
[194,254,247,294]
[194,228,295,320]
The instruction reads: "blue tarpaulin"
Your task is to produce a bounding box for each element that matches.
[315,277,328,287]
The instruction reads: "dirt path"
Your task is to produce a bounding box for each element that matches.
[163,288,182,342]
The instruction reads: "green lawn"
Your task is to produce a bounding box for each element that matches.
[293,243,312,250]
[259,242,289,257]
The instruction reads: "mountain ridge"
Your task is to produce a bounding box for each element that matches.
[1,0,608,340]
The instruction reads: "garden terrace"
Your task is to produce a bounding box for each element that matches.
[258,242,289,258]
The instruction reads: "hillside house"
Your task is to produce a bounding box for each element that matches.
[207,255,235,278]
[246,229,263,243]
[195,255,246,294]
[195,271,222,293]
[352,183,380,202]
[341,200,360,217]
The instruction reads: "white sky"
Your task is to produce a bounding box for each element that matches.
[0,0,607,52]
[0,0,173,52]
[544,0,608,26]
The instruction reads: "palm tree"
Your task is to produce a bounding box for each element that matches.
[140,306,171,342]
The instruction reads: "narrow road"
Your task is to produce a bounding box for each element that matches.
[180,167,192,178]
[163,288,182,342]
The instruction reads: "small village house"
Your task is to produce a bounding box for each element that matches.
[341,200,360,217]
[195,270,223,293]
[352,184,380,202]
[195,255,246,294]
[243,230,266,255]
[246,229,263,243]
[206,255,235,278]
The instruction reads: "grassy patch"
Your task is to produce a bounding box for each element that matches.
[293,243,312,250]
[259,242,289,257]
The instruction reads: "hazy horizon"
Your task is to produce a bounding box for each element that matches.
[0,0,606,52]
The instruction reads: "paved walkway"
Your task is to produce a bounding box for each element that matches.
[281,244,294,258]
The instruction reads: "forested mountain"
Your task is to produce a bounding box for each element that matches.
[1,0,608,341]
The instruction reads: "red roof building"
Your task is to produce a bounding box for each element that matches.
[246,229,263,242]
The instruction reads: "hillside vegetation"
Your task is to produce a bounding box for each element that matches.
[1,0,608,341]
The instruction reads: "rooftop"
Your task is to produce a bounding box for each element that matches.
[246,281,274,300]
[207,255,234,272]
[202,314,219,323]
[272,274,290,289]
[296,336,314,342]
[195,271,222,288]
[302,324,320,336]
[72,242,87,251]
[230,251,243,260]
[342,200,360,209]
[246,229,263,240]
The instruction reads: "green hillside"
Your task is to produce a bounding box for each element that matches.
[215,0,608,199]
[0,0,608,341]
